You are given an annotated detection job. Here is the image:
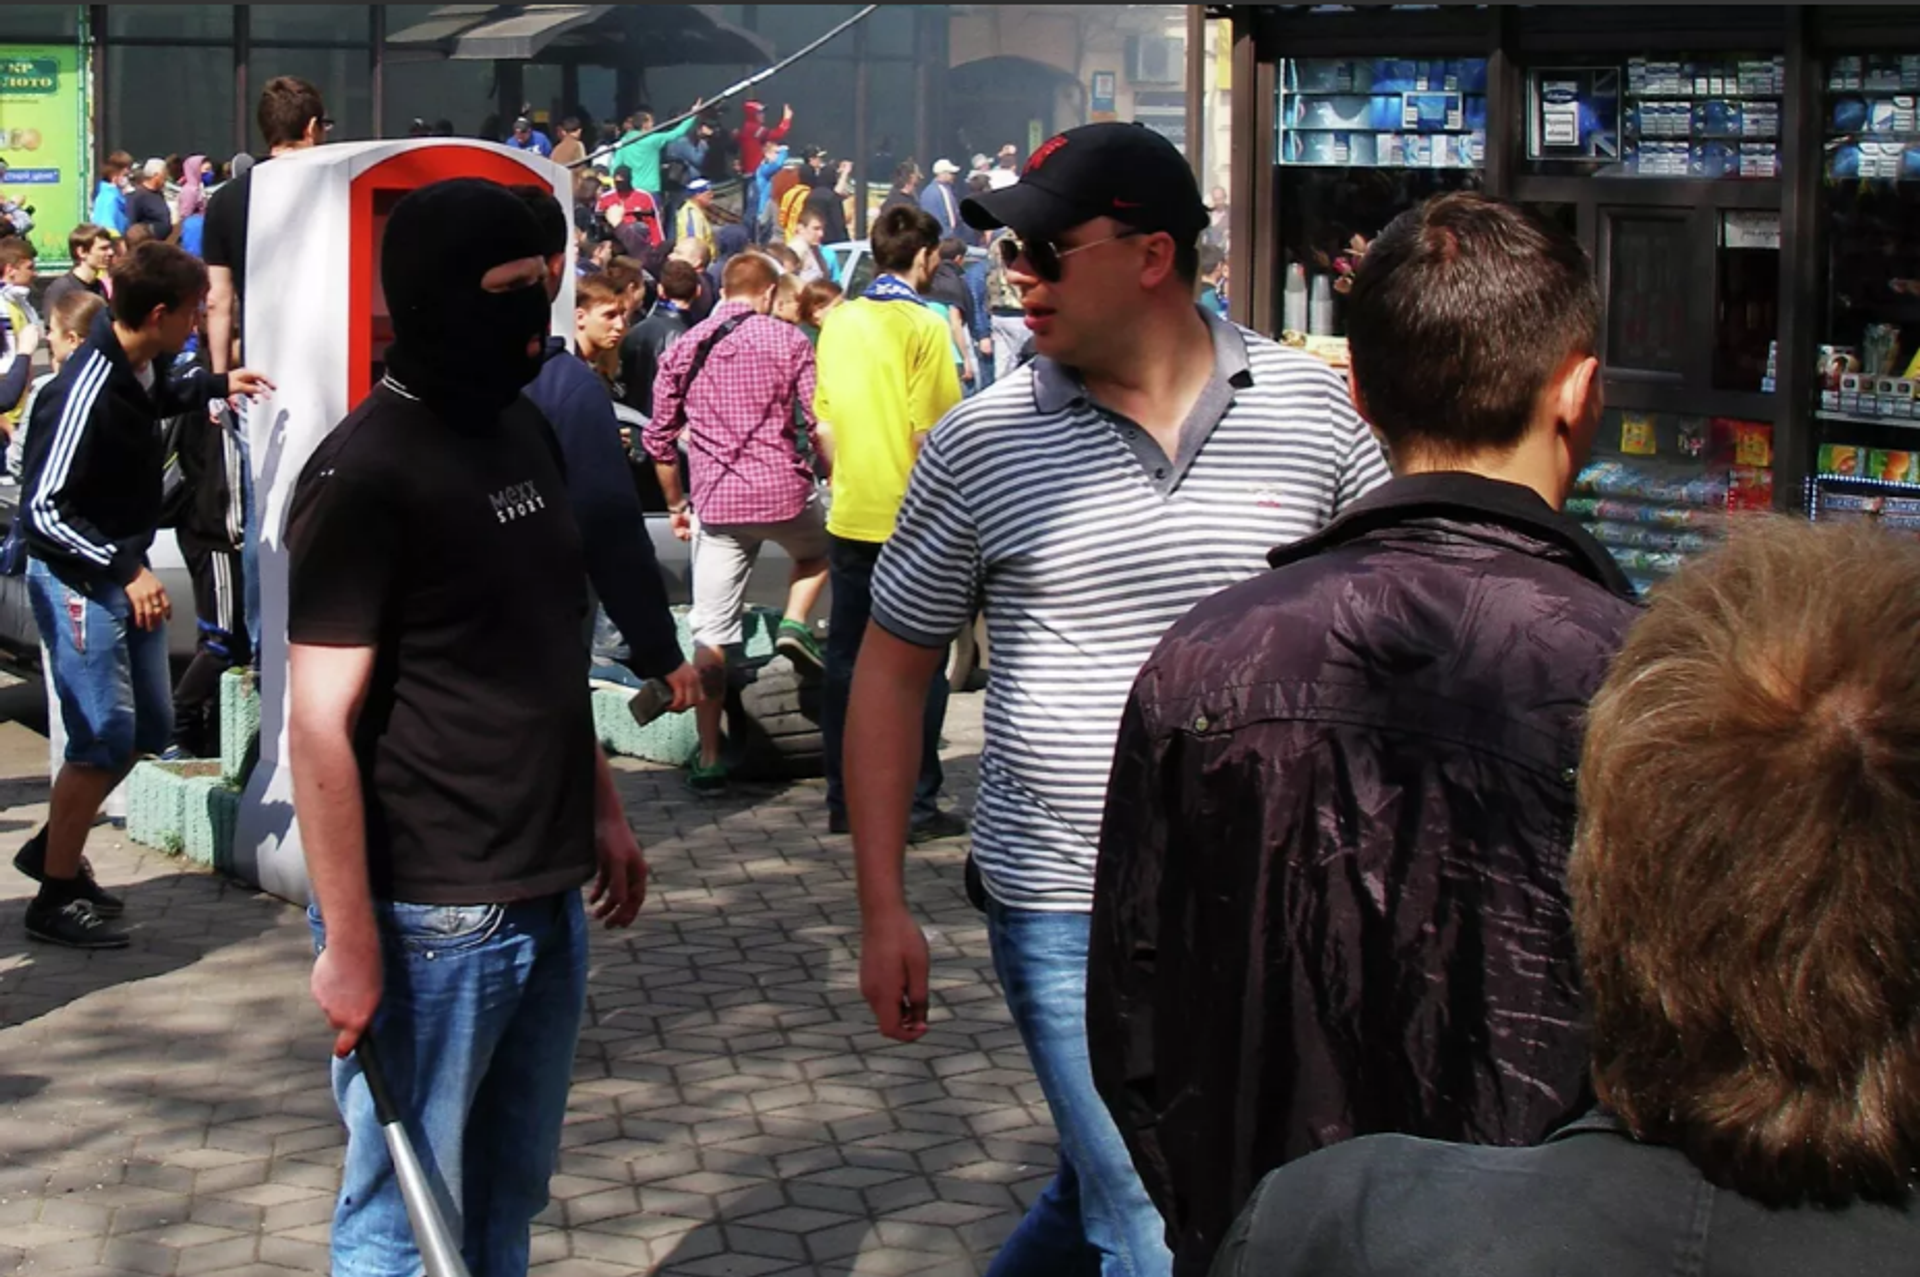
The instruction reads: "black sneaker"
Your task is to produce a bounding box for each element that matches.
[908,809,971,844]
[24,896,131,950]
[827,811,849,835]
[14,828,126,919]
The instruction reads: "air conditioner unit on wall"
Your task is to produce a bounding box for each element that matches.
[1128,34,1185,86]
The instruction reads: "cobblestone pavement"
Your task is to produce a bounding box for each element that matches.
[0,691,1057,1276]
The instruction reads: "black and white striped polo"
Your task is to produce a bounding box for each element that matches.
[873,311,1390,912]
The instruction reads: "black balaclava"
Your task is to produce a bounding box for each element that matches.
[381,177,551,418]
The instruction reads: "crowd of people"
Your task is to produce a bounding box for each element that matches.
[4,67,1915,1277]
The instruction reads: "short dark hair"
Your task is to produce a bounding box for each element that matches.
[68,222,110,262]
[561,116,581,133]
[109,240,208,326]
[0,238,35,268]
[871,205,940,273]
[509,184,569,257]
[603,258,645,295]
[893,160,920,187]
[257,76,326,149]
[1574,517,1920,1207]
[123,223,157,249]
[101,151,131,179]
[658,259,702,304]
[799,279,843,328]
[1197,244,1225,278]
[1346,191,1598,460]
[937,237,966,263]
[722,252,779,299]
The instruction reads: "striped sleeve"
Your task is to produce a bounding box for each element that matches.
[871,433,981,649]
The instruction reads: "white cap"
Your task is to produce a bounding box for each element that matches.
[142,157,168,178]
[932,158,960,175]
[970,153,990,169]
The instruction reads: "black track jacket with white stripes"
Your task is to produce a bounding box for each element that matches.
[20,309,230,588]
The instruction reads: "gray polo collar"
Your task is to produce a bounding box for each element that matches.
[1031,308,1254,495]
[1030,306,1253,416]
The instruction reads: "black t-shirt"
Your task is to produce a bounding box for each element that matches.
[286,381,597,905]
[41,271,104,320]
[202,163,257,317]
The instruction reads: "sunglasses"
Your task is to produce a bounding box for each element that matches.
[995,227,1146,282]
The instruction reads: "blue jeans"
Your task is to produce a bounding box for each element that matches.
[27,558,172,770]
[308,892,588,1277]
[822,533,947,825]
[984,900,1173,1277]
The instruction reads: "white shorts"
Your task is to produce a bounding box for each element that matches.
[689,490,829,649]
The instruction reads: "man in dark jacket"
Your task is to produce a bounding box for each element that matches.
[1212,520,1920,1277]
[1087,191,1639,1277]
[164,381,249,758]
[514,187,698,711]
[14,242,271,947]
[620,258,698,417]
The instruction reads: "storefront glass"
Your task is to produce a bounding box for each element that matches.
[1273,57,1487,359]
[1809,53,1920,532]
[1525,55,1784,179]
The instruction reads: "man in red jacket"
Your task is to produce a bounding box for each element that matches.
[735,100,792,162]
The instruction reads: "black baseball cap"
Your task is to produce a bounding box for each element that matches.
[960,122,1209,241]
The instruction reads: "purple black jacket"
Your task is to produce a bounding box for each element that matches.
[1088,472,1641,1277]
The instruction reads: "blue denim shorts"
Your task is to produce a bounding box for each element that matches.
[27,558,173,770]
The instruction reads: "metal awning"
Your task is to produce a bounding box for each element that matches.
[386,4,776,67]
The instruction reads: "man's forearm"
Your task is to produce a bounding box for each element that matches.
[846,625,944,916]
[654,460,688,510]
[207,293,235,375]
[289,721,375,951]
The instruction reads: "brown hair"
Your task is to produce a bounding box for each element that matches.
[68,222,110,263]
[109,241,208,326]
[721,252,779,300]
[1348,191,1598,460]
[574,273,624,311]
[1573,517,1920,1207]
[657,259,702,304]
[799,279,843,328]
[123,223,157,249]
[257,75,326,149]
[761,242,802,273]
[101,151,131,179]
[0,238,35,268]
[50,288,105,339]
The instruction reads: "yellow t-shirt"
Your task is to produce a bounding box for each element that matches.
[814,296,963,543]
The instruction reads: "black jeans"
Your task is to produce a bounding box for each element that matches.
[824,533,948,825]
[171,541,249,755]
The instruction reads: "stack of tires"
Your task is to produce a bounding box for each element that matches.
[723,655,825,781]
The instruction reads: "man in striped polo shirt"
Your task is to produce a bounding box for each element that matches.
[845,122,1389,1276]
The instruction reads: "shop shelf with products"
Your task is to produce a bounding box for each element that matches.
[1525,55,1785,180]
[1808,51,1920,528]
[1273,56,1488,364]
[1567,410,1775,595]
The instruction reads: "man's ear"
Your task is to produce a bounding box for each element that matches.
[1553,354,1602,435]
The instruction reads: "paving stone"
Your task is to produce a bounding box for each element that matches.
[0,693,1049,1273]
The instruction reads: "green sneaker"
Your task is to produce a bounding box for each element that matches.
[686,761,729,795]
[775,620,826,675]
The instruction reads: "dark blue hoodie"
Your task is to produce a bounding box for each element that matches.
[524,338,683,679]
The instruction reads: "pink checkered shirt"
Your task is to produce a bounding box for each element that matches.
[643,301,824,527]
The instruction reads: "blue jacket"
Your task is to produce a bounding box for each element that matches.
[919,179,961,236]
[524,339,684,679]
[963,260,992,341]
[20,310,229,586]
[750,148,787,223]
[90,181,127,235]
[663,136,708,188]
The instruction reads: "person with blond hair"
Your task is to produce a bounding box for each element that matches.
[1214,517,1920,1274]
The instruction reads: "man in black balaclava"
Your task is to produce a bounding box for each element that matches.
[284,177,648,1277]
